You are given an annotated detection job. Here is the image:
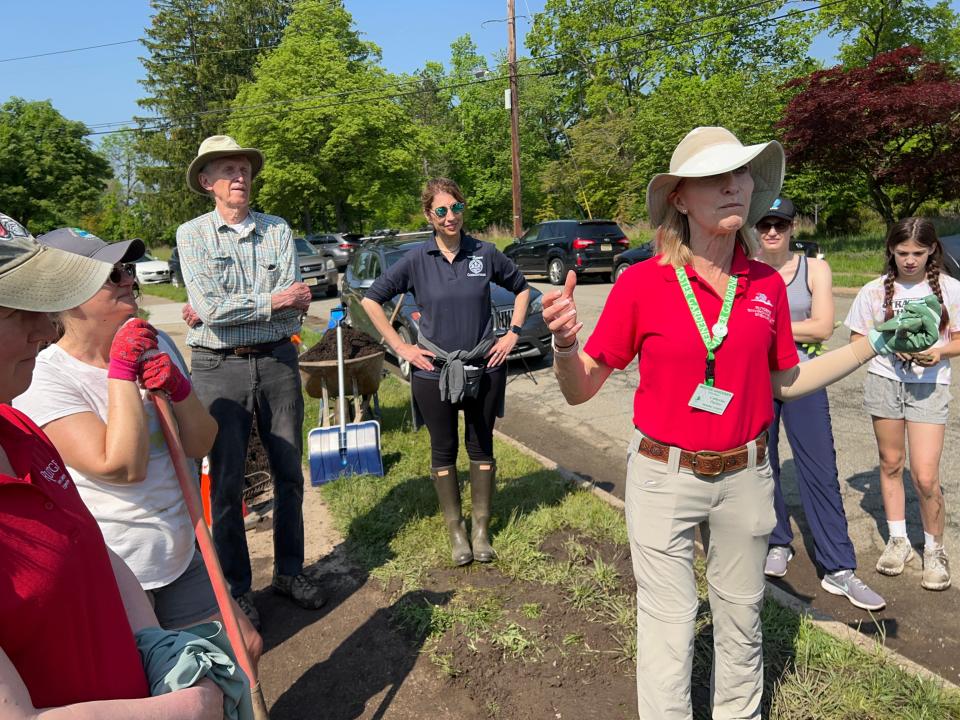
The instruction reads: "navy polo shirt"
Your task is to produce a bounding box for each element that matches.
[366,232,528,354]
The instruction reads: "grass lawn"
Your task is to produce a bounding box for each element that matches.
[140,283,188,303]
[308,373,960,719]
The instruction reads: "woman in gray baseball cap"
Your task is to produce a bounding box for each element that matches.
[0,212,225,715]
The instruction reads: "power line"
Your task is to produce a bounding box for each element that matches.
[82,0,841,137]
[0,39,139,64]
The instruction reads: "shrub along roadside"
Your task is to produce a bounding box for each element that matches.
[313,376,960,719]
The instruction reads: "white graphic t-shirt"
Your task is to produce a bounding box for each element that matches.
[844,274,960,385]
[14,332,194,588]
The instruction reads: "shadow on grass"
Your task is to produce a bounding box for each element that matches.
[690,598,804,720]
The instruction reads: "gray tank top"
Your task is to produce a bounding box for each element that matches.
[785,254,814,360]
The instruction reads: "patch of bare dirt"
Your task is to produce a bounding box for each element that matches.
[300,326,381,362]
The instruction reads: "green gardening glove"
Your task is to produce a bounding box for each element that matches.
[867,295,941,354]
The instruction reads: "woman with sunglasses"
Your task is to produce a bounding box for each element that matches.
[0,213,223,717]
[361,178,530,565]
[14,228,261,663]
[754,199,884,610]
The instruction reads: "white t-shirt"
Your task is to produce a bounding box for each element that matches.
[13,332,194,589]
[844,274,960,385]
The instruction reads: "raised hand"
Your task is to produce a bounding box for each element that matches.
[868,295,941,355]
[542,270,582,348]
[108,318,158,381]
[140,352,192,402]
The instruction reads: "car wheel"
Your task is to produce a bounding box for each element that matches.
[598,272,612,283]
[614,263,630,282]
[548,257,566,285]
[396,324,413,381]
[325,284,338,298]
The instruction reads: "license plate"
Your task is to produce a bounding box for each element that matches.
[601,243,612,252]
[305,277,318,286]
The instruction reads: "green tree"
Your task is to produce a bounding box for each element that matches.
[526,0,817,117]
[0,98,111,231]
[227,0,420,234]
[136,0,292,240]
[819,0,960,67]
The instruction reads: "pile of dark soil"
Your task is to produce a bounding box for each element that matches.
[300,326,382,362]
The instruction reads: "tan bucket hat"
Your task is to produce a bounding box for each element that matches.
[0,212,112,312]
[646,126,784,228]
[186,135,264,195]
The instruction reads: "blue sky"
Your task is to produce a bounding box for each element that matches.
[2,1,548,131]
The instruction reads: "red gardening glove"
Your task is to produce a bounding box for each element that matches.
[108,319,158,381]
[140,352,192,402]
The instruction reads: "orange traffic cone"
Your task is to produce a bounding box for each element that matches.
[200,457,248,527]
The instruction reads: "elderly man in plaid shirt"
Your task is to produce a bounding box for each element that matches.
[177,135,323,630]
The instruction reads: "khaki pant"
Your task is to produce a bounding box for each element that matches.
[625,430,776,720]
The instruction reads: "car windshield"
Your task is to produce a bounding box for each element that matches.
[295,238,318,255]
[575,223,624,239]
[385,249,408,267]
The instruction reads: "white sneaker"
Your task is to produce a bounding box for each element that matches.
[876,536,915,576]
[821,570,886,611]
[921,546,951,591]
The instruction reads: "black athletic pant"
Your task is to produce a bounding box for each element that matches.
[412,366,506,467]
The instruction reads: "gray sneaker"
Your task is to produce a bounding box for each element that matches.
[235,591,261,631]
[921,546,951,591]
[876,536,916,576]
[764,546,794,578]
[821,570,886,611]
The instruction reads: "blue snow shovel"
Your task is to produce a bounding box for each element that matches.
[308,307,384,484]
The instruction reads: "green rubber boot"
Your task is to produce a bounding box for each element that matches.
[431,465,473,566]
[469,460,497,563]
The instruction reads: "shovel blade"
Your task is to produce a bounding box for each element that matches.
[308,420,384,485]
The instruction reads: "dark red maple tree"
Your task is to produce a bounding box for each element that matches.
[779,47,960,225]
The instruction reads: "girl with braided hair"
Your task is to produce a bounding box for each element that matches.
[845,217,960,590]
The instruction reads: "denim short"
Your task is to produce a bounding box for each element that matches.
[145,549,219,628]
[863,372,951,424]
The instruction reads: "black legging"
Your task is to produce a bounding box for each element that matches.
[412,366,506,467]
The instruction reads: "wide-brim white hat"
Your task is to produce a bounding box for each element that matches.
[646,126,785,228]
[186,135,264,195]
[0,212,112,312]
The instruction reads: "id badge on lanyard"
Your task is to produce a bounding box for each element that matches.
[675,267,737,415]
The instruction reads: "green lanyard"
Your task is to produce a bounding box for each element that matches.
[675,267,738,387]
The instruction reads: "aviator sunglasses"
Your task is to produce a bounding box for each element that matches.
[756,220,791,234]
[432,202,465,218]
[108,262,137,285]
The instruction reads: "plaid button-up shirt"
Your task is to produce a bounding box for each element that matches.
[176,209,302,349]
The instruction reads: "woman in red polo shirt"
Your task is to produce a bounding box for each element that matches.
[542,128,940,720]
[0,212,222,718]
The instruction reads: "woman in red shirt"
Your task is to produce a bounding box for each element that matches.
[0,211,222,719]
[543,128,939,719]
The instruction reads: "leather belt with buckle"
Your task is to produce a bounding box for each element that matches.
[637,431,768,477]
[198,339,290,357]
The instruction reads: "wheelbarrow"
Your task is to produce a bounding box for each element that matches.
[299,351,385,426]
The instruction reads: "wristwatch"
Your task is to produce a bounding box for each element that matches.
[509,324,522,335]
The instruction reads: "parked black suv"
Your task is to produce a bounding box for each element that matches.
[503,219,629,285]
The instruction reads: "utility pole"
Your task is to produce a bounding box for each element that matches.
[507,0,522,239]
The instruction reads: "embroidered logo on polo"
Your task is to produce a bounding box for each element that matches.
[467,255,485,277]
[38,458,69,490]
[747,291,775,324]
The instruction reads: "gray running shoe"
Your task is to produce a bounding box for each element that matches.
[764,546,794,578]
[875,536,916,576]
[821,570,886,611]
[921,546,951,591]
[235,591,261,631]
